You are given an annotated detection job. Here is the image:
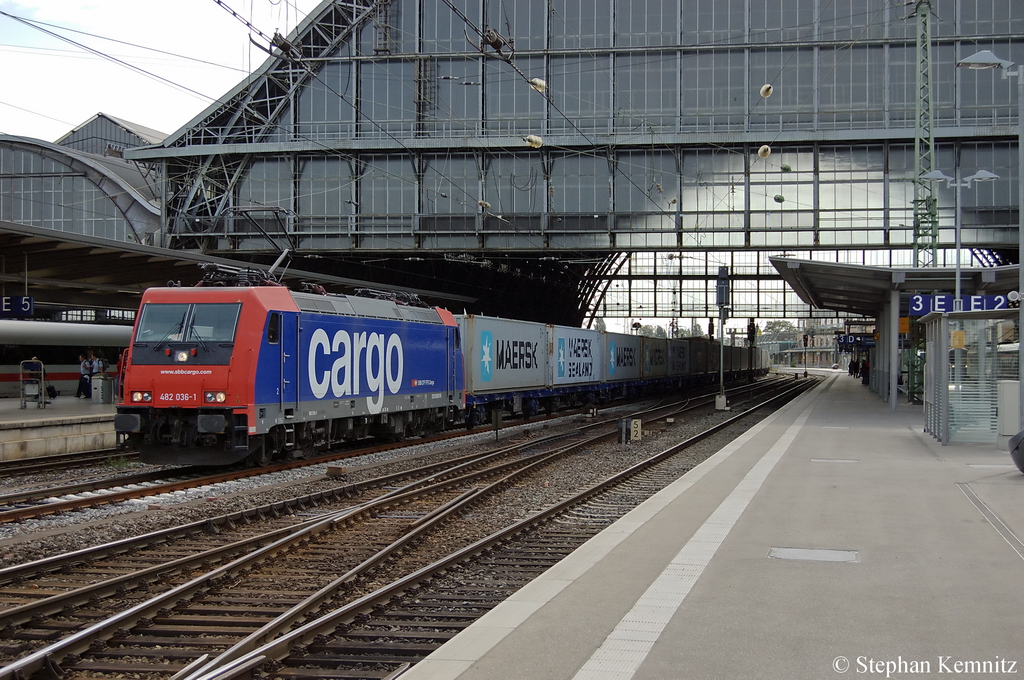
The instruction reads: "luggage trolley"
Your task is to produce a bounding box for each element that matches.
[20,359,47,409]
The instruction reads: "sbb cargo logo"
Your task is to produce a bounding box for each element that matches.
[307,328,404,414]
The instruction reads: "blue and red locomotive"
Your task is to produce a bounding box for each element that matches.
[115,279,464,466]
[116,273,768,466]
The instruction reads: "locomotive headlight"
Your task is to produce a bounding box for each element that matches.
[131,391,152,403]
[204,391,227,403]
[175,351,189,363]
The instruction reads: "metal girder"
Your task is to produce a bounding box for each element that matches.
[163,1,378,244]
[911,0,938,268]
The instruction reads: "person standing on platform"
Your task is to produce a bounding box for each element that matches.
[860,360,870,385]
[849,358,858,376]
[91,351,106,376]
[76,352,92,398]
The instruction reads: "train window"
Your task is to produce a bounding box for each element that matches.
[136,302,241,344]
[136,303,189,342]
[268,313,280,344]
[191,303,241,342]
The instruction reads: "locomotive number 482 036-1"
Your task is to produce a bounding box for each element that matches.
[159,393,194,402]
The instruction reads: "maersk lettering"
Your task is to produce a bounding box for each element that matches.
[496,339,538,370]
[567,361,593,378]
[567,337,592,358]
[616,346,636,367]
[647,348,666,367]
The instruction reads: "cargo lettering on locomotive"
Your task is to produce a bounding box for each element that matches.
[307,328,404,414]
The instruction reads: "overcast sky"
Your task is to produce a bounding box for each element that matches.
[0,0,323,142]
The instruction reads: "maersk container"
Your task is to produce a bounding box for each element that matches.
[604,332,642,382]
[641,336,669,379]
[667,338,689,377]
[688,337,712,376]
[706,338,720,375]
[457,315,549,395]
[550,325,603,386]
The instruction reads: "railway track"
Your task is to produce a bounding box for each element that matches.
[0,378,790,526]
[0,375,818,680]
[0,451,140,478]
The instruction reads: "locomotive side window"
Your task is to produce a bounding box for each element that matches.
[191,303,242,342]
[268,313,280,344]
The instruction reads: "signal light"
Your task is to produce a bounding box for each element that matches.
[204,391,227,403]
[175,351,189,362]
[131,391,152,403]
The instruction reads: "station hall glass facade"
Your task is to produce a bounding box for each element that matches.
[133,0,1024,322]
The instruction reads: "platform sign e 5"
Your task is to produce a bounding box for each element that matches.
[908,294,1011,316]
[0,296,33,317]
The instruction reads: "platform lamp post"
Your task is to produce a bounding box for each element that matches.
[956,50,1024,433]
[922,167,999,418]
[920,168,1000,309]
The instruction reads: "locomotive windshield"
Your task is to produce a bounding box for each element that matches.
[136,303,242,344]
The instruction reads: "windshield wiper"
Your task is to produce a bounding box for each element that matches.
[187,326,210,351]
[153,321,184,352]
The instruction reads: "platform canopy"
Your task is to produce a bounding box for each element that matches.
[0,220,474,313]
[770,257,1020,317]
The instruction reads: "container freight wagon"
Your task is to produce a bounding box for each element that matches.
[667,338,689,378]
[458,316,607,422]
[724,344,742,375]
[686,337,713,385]
[602,332,642,397]
[641,337,669,380]
[457,315,549,423]
[550,325,603,388]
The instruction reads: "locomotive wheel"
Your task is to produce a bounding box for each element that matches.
[247,438,272,467]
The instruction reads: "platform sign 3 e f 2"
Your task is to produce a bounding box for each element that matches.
[908,294,1010,316]
[0,296,33,318]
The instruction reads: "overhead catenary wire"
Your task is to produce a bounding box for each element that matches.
[0,2,931,304]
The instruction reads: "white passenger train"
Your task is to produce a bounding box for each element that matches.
[0,320,133,398]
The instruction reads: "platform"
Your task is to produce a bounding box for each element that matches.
[403,370,1024,680]
[0,394,117,460]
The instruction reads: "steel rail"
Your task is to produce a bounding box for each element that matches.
[0,421,625,679]
[182,379,820,680]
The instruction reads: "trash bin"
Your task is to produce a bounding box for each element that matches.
[91,374,113,404]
